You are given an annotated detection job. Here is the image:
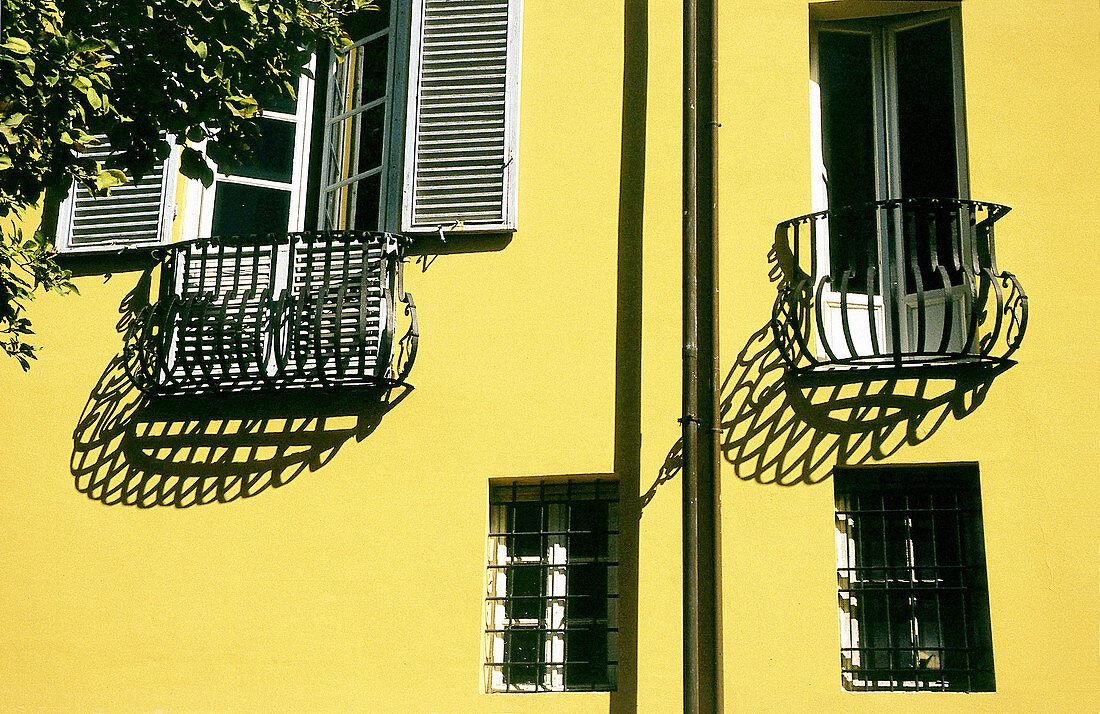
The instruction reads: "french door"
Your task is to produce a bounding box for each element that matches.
[811,10,970,359]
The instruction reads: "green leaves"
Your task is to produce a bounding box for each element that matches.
[0,226,76,371]
[93,168,126,190]
[185,36,209,60]
[226,94,259,118]
[1,38,33,55]
[180,146,214,186]
[0,0,374,369]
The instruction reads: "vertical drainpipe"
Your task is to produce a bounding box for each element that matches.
[700,0,722,704]
[683,0,720,706]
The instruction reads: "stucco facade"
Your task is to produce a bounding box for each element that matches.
[1,0,1097,711]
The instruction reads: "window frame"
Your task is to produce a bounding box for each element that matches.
[809,7,971,357]
[484,479,619,693]
[189,65,317,240]
[317,0,408,233]
[833,463,995,692]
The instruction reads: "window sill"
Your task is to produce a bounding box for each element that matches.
[54,246,162,277]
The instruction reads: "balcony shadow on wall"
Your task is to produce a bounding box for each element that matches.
[71,277,409,508]
[715,320,996,486]
[645,251,1001,496]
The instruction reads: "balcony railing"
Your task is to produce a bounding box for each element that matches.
[124,231,418,395]
[772,198,1027,379]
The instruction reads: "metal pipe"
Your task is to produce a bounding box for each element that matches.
[682,0,701,708]
[700,0,722,704]
[683,0,720,705]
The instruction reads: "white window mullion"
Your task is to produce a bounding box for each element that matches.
[289,62,317,233]
[545,503,568,691]
[487,502,509,692]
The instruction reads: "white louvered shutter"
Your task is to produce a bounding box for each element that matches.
[56,138,176,252]
[402,0,521,233]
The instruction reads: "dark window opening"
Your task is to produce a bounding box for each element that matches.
[835,464,995,692]
[486,479,619,692]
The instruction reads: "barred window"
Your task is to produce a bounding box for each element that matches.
[835,464,995,692]
[485,479,619,692]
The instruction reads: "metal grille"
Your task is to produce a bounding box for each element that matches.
[485,480,619,692]
[124,231,418,395]
[772,199,1027,379]
[834,465,994,692]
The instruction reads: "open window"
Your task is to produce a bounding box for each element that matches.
[810,7,972,357]
[772,4,1026,377]
[188,0,522,238]
[59,0,522,253]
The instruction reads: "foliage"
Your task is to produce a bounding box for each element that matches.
[0,224,76,369]
[0,0,368,368]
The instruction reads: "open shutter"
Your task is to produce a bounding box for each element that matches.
[403,0,521,233]
[56,137,176,253]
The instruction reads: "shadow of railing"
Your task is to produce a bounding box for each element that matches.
[648,243,1005,493]
[71,272,410,508]
[716,321,996,486]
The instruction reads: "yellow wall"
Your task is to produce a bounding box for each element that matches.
[714,1,1099,712]
[0,0,1096,711]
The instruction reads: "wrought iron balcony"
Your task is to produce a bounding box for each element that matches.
[772,198,1027,380]
[124,231,417,395]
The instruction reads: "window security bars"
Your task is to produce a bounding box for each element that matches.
[772,199,1027,378]
[485,480,619,692]
[123,231,417,395]
[834,466,994,692]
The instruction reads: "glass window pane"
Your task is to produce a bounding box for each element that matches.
[565,625,609,688]
[568,563,608,620]
[351,173,382,231]
[508,503,542,558]
[348,104,387,181]
[210,183,291,236]
[896,19,958,200]
[506,564,542,621]
[819,30,877,294]
[264,91,298,117]
[504,628,539,687]
[913,593,945,670]
[568,502,608,560]
[358,36,391,104]
[222,118,297,183]
[858,591,891,672]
